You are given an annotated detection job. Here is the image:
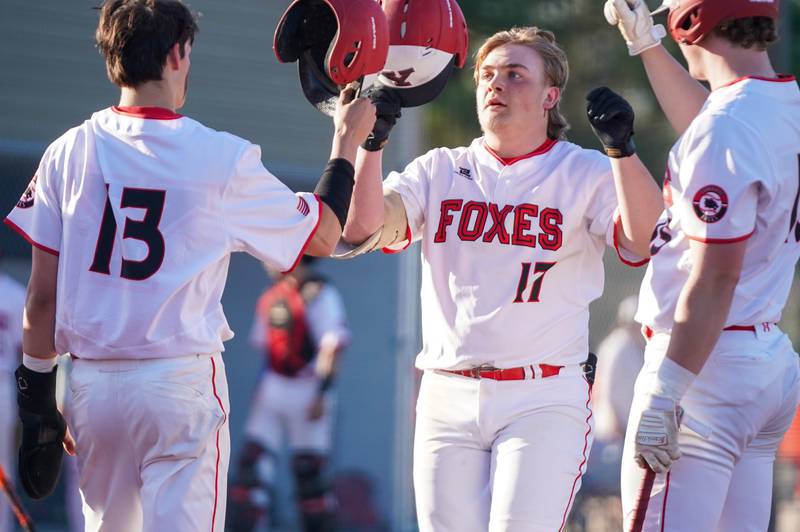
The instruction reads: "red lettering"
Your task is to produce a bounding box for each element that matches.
[457,201,489,241]
[538,208,563,251]
[483,203,513,244]
[434,199,463,243]
[512,203,538,248]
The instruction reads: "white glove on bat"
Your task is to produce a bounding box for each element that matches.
[604,0,667,56]
[633,394,682,474]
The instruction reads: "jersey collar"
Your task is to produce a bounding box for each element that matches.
[482,137,558,166]
[111,106,183,120]
[716,74,796,91]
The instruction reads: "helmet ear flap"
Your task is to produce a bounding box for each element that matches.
[274,1,309,64]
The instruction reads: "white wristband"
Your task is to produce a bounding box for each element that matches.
[650,357,696,402]
[22,353,58,373]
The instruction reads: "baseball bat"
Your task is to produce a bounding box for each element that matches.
[0,464,36,532]
[628,467,656,532]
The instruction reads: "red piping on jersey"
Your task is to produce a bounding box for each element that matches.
[3,218,60,256]
[210,357,226,532]
[716,74,796,90]
[613,213,649,267]
[483,137,558,166]
[382,225,413,254]
[685,230,754,244]
[111,106,183,120]
[660,471,671,532]
[283,195,324,274]
[558,380,593,532]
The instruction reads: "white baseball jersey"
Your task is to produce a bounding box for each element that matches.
[637,76,800,332]
[384,137,643,370]
[4,106,320,360]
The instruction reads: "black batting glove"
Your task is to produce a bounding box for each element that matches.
[586,87,636,159]
[362,86,402,152]
[15,364,66,499]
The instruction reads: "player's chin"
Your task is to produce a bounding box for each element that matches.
[479,110,510,132]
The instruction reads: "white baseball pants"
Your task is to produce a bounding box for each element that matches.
[244,371,333,454]
[413,368,594,532]
[68,353,230,532]
[621,327,800,531]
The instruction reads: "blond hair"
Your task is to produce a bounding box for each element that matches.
[474,27,570,139]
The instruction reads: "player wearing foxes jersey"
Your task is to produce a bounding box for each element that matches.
[341,27,664,532]
[3,1,375,531]
[605,0,800,530]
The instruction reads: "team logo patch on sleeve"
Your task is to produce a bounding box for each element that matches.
[16,174,38,209]
[692,185,728,223]
[296,196,310,216]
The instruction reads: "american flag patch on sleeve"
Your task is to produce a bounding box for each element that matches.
[296,196,310,216]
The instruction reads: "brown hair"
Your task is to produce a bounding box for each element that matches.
[714,17,777,50]
[96,0,198,88]
[474,27,570,140]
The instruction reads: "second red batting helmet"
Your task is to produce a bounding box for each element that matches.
[274,0,389,115]
[665,0,780,45]
[364,0,469,108]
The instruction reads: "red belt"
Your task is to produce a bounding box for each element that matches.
[442,364,564,381]
[642,324,773,341]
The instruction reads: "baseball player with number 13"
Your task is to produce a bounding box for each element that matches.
[604,0,800,530]
[3,0,378,530]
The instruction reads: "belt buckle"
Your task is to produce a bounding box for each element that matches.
[472,363,496,379]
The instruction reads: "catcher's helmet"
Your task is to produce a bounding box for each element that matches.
[274,0,389,115]
[658,0,780,45]
[363,0,469,108]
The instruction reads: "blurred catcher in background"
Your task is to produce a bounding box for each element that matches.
[228,257,350,532]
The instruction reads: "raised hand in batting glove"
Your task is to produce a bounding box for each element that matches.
[633,395,683,474]
[586,87,636,159]
[15,364,67,499]
[362,86,402,152]
[604,0,667,56]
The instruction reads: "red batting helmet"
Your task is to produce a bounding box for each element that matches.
[664,0,780,44]
[274,0,389,115]
[364,0,469,108]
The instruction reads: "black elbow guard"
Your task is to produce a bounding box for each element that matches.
[314,158,355,229]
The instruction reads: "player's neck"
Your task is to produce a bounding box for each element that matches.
[699,44,776,91]
[483,129,549,160]
[118,83,177,111]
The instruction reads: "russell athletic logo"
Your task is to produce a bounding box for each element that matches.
[692,185,728,223]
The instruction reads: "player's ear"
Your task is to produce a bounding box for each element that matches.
[166,42,183,71]
[543,86,560,111]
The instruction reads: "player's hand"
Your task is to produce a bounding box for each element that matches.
[361,86,403,152]
[307,394,326,421]
[333,84,377,147]
[15,364,67,499]
[633,395,682,474]
[586,87,636,159]
[604,0,667,56]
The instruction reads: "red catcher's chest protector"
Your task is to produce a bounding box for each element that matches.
[257,277,324,377]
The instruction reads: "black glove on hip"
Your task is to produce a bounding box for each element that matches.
[586,87,636,159]
[15,364,66,499]
[362,86,403,152]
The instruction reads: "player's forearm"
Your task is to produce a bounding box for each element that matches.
[664,261,740,375]
[342,148,385,244]
[23,293,57,359]
[611,155,663,258]
[640,46,709,136]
